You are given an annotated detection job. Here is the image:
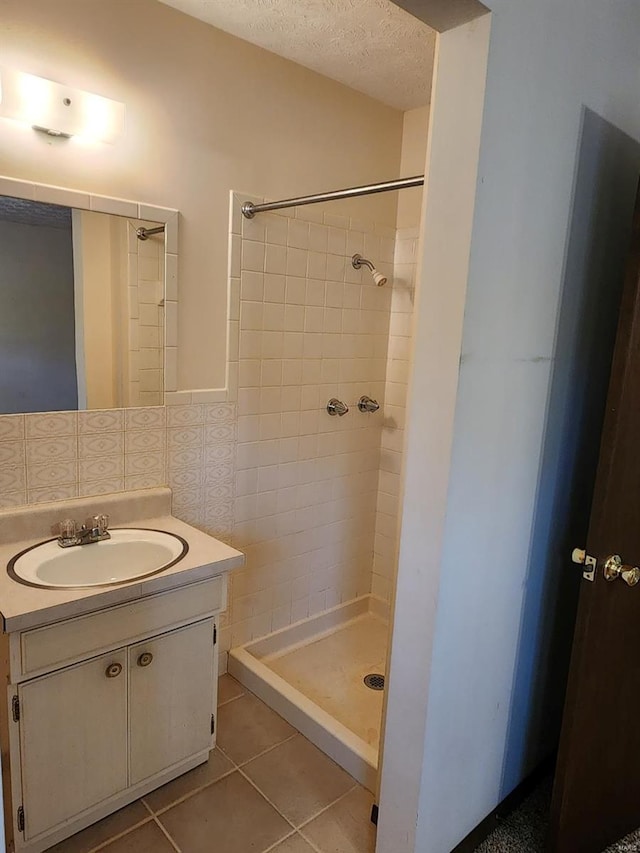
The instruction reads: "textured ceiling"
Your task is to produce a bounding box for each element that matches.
[158,0,436,110]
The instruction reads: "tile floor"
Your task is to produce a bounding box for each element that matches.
[47,675,376,853]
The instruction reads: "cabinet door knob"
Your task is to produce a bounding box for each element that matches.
[137,652,153,667]
[105,662,122,678]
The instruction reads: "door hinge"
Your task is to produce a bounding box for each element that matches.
[211,714,215,735]
[213,625,217,645]
[17,806,24,833]
[12,695,19,723]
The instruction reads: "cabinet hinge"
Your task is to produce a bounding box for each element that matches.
[17,806,24,833]
[213,625,217,645]
[11,695,19,723]
[211,714,215,735]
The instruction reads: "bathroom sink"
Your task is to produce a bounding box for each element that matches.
[7,528,189,589]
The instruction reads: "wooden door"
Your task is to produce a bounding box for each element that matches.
[18,649,128,840]
[550,183,640,851]
[128,619,215,784]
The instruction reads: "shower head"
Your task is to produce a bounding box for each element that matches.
[352,254,387,287]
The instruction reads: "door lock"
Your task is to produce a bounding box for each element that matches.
[571,548,597,582]
[603,555,640,587]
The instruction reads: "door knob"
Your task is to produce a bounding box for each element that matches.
[137,652,153,667]
[603,555,640,586]
[105,662,122,678]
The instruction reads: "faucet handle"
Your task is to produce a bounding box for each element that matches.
[96,514,110,534]
[85,514,109,534]
[56,519,78,540]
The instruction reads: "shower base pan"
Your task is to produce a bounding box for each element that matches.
[228,594,388,791]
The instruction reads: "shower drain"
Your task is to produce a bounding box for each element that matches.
[364,673,385,691]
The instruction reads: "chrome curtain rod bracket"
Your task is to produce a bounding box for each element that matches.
[136,225,166,241]
[241,175,425,219]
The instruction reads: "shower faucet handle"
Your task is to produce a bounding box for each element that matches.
[327,398,349,417]
[358,396,380,414]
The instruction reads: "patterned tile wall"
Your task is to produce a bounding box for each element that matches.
[226,195,396,647]
[0,404,235,526]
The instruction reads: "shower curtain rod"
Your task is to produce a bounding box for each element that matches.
[241,175,424,219]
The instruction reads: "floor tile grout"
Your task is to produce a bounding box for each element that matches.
[236,763,299,833]
[216,731,298,769]
[260,828,299,853]
[297,782,359,831]
[82,814,155,853]
[152,813,182,852]
[217,691,245,708]
[151,765,238,817]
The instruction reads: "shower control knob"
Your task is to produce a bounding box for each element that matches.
[358,396,380,414]
[327,398,349,417]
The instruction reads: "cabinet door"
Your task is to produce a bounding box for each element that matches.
[129,618,215,784]
[18,649,128,840]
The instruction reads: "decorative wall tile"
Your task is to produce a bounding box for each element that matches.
[25,412,77,438]
[205,403,236,424]
[26,436,77,465]
[125,472,165,491]
[78,410,124,434]
[124,452,164,476]
[167,405,204,427]
[79,433,124,458]
[168,447,204,471]
[0,441,25,466]
[125,429,166,453]
[0,491,27,510]
[27,461,78,489]
[28,485,77,504]
[168,426,204,449]
[79,478,124,498]
[205,424,235,445]
[0,466,26,492]
[0,415,25,441]
[126,407,166,430]
[79,457,124,481]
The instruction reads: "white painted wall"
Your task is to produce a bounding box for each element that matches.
[383,2,640,852]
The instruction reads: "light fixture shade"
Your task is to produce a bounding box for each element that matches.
[0,67,124,142]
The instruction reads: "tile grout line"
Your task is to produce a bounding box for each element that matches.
[150,765,238,817]
[82,814,156,853]
[217,691,245,708]
[152,813,183,853]
[297,782,359,831]
[217,732,298,769]
[259,828,299,853]
[235,763,299,834]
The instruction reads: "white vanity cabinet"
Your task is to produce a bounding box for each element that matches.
[4,575,226,853]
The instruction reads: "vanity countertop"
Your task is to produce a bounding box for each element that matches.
[0,488,244,633]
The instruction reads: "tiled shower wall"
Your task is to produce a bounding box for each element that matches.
[226,197,395,646]
[372,227,419,601]
[126,220,165,407]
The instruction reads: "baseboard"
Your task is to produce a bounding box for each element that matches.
[450,753,556,853]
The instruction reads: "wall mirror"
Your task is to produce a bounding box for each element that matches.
[0,195,166,414]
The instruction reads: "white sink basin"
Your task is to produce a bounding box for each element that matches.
[8,528,188,589]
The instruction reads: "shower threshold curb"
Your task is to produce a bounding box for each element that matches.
[228,594,387,791]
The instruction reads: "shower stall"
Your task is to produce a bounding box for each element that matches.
[224,175,423,790]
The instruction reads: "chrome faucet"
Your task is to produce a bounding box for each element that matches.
[56,514,111,548]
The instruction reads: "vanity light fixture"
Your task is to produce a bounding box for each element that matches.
[0,67,124,142]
